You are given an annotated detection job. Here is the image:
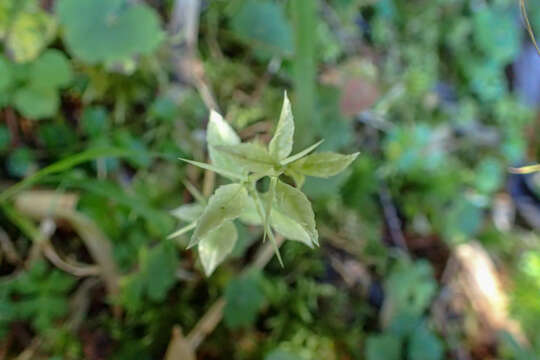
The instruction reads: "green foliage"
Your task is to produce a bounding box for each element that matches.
[473,6,520,64]
[408,322,444,360]
[173,93,357,275]
[265,349,303,360]
[11,261,76,332]
[229,0,293,58]
[385,259,437,319]
[121,240,179,312]
[0,49,72,119]
[224,270,266,329]
[0,0,56,63]
[366,334,401,360]
[56,0,164,64]
[1,0,539,358]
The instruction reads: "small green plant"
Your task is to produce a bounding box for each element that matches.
[170,93,358,275]
[0,49,72,119]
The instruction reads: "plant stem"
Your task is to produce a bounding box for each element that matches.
[291,0,317,149]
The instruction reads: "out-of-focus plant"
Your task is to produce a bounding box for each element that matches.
[0,50,72,119]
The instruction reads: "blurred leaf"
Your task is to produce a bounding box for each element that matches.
[12,261,75,331]
[385,260,437,318]
[265,349,304,360]
[56,0,164,63]
[269,93,294,161]
[0,55,12,92]
[30,49,72,88]
[408,322,443,360]
[81,106,109,137]
[13,85,58,118]
[230,0,293,57]
[0,125,11,152]
[274,180,318,246]
[474,158,503,194]
[6,146,36,178]
[0,0,57,63]
[366,334,401,360]
[467,60,506,102]
[8,50,72,119]
[122,241,179,309]
[198,221,238,276]
[114,130,151,168]
[190,183,248,247]
[474,7,519,64]
[0,284,15,337]
[444,197,483,243]
[0,147,132,202]
[38,122,77,150]
[224,270,266,329]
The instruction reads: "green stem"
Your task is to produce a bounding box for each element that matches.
[291,0,317,149]
[248,182,283,267]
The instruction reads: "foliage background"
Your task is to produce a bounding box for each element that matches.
[1,0,540,359]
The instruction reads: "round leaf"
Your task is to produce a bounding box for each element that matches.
[56,0,164,63]
[30,50,72,89]
[13,85,59,119]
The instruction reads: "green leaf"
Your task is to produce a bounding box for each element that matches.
[170,203,205,222]
[265,350,303,360]
[474,7,519,64]
[207,110,242,175]
[122,241,179,306]
[56,0,164,63]
[289,152,359,178]
[179,157,246,181]
[13,85,59,119]
[284,168,305,188]
[167,222,196,240]
[230,0,293,57]
[0,147,133,203]
[81,106,109,138]
[366,334,401,360]
[239,195,262,225]
[385,260,436,318]
[280,140,324,166]
[270,208,313,248]
[12,261,75,331]
[30,49,72,89]
[198,221,238,276]
[269,92,294,160]
[6,146,36,178]
[0,125,10,153]
[216,143,276,174]
[190,184,248,248]
[408,323,443,360]
[1,0,57,63]
[0,56,12,92]
[263,176,277,242]
[274,180,318,246]
[224,270,266,329]
[238,195,313,247]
